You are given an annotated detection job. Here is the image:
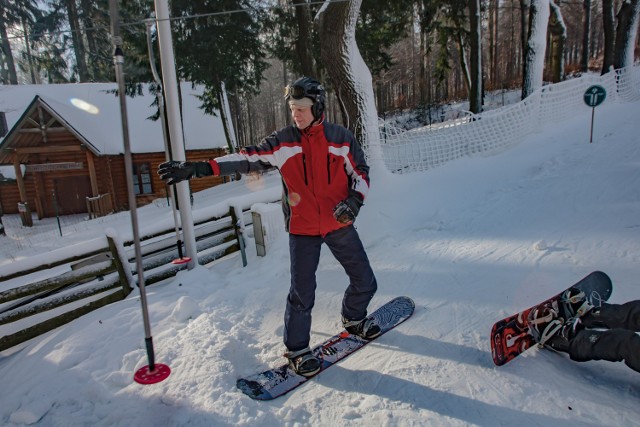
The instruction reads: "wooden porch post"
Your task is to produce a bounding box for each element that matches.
[33,171,46,219]
[85,150,99,197]
[12,155,27,202]
[12,153,32,226]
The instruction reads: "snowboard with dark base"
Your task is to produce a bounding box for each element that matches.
[237,296,415,400]
[490,271,612,366]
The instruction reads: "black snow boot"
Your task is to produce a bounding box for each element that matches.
[545,318,582,353]
[342,316,381,339]
[286,348,321,377]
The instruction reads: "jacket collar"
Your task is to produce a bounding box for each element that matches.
[301,115,324,135]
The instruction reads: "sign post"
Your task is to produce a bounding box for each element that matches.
[583,85,606,143]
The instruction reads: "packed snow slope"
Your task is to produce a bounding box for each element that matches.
[1,99,639,426]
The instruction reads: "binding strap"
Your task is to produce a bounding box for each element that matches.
[561,290,593,317]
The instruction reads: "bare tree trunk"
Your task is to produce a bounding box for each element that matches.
[0,18,18,84]
[316,0,380,157]
[22,18,38,84]
[601,0,616,74]
[410,14,417,106]
[217,83,234,153]
[80,0,98,79]
[520,0,529,73]
[291,0,316,77]
[493,0,500,89]
[418,13,428,105]
[66,0,89,82]
[488,0,495,89]
[456,32,472,95]
[581,0,592,71]
[469,0,483,113]
[508,1,518,84]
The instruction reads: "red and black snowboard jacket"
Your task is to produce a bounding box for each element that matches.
[206,119,371,236]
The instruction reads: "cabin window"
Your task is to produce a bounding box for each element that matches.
[133,163,153,195]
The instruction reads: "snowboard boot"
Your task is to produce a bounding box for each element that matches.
[286,347,321,377]
[580,307,607,329]
[528,301,581,353]
[545,317,582,353]
[342,316,382,340]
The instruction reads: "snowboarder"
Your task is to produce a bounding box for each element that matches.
[158,76,380,377]
[529,292,640,373]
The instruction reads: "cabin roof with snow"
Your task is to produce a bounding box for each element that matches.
[0,82,226,165]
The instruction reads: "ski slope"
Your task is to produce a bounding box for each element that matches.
[0,98,639,426]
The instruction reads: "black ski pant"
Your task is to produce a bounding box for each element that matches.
[568,301,640,373]
[283,225,377,352]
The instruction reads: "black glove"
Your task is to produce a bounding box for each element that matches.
[157,161,212,185]
[333,192,363,224]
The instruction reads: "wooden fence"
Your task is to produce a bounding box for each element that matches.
[0,204,262,352]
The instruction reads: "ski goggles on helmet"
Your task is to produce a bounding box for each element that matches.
[284,84,322,101]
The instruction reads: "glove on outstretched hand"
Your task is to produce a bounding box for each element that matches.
[333,192,363,224]
[157,161,212,185]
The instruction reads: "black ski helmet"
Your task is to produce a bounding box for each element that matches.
[284,76,326,121]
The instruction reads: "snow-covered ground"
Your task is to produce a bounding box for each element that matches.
[1,98,639,426]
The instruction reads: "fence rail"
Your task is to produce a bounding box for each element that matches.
[0,235,131,352]
[0,201,272,352]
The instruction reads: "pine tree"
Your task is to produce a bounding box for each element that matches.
[169,0,267,113]
[0,0,41,84]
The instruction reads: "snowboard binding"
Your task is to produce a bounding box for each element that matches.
[560,288,595,318]
[528,301,565,346]
[528,292,587,351]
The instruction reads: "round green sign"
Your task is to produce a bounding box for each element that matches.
[583,85,607,107]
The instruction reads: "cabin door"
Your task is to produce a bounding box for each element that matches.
[52,176,92,215]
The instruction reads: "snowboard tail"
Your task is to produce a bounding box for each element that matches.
[490,271,612,366]
[237,296,415,400]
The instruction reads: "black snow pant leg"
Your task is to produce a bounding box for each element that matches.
[324,225,378,322]
[569,328,640,373]
[284,234,323,352]
[582,300,640,331]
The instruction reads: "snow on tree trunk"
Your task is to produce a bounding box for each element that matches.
[457,33,472,98]
[522,0,550,100]
[316,0,383,168]
[218,81,238,154]
[613,0,640,69]
[549,0,567,83]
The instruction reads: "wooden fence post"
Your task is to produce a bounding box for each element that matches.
[252,211,266,256]
[107,235,133,297]
[229,206,247,267]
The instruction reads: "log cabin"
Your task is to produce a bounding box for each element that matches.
[0,83,229,225]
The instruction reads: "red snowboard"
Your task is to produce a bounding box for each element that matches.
[490,271,612,366]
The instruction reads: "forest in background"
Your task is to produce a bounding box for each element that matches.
[1,0,639,149]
